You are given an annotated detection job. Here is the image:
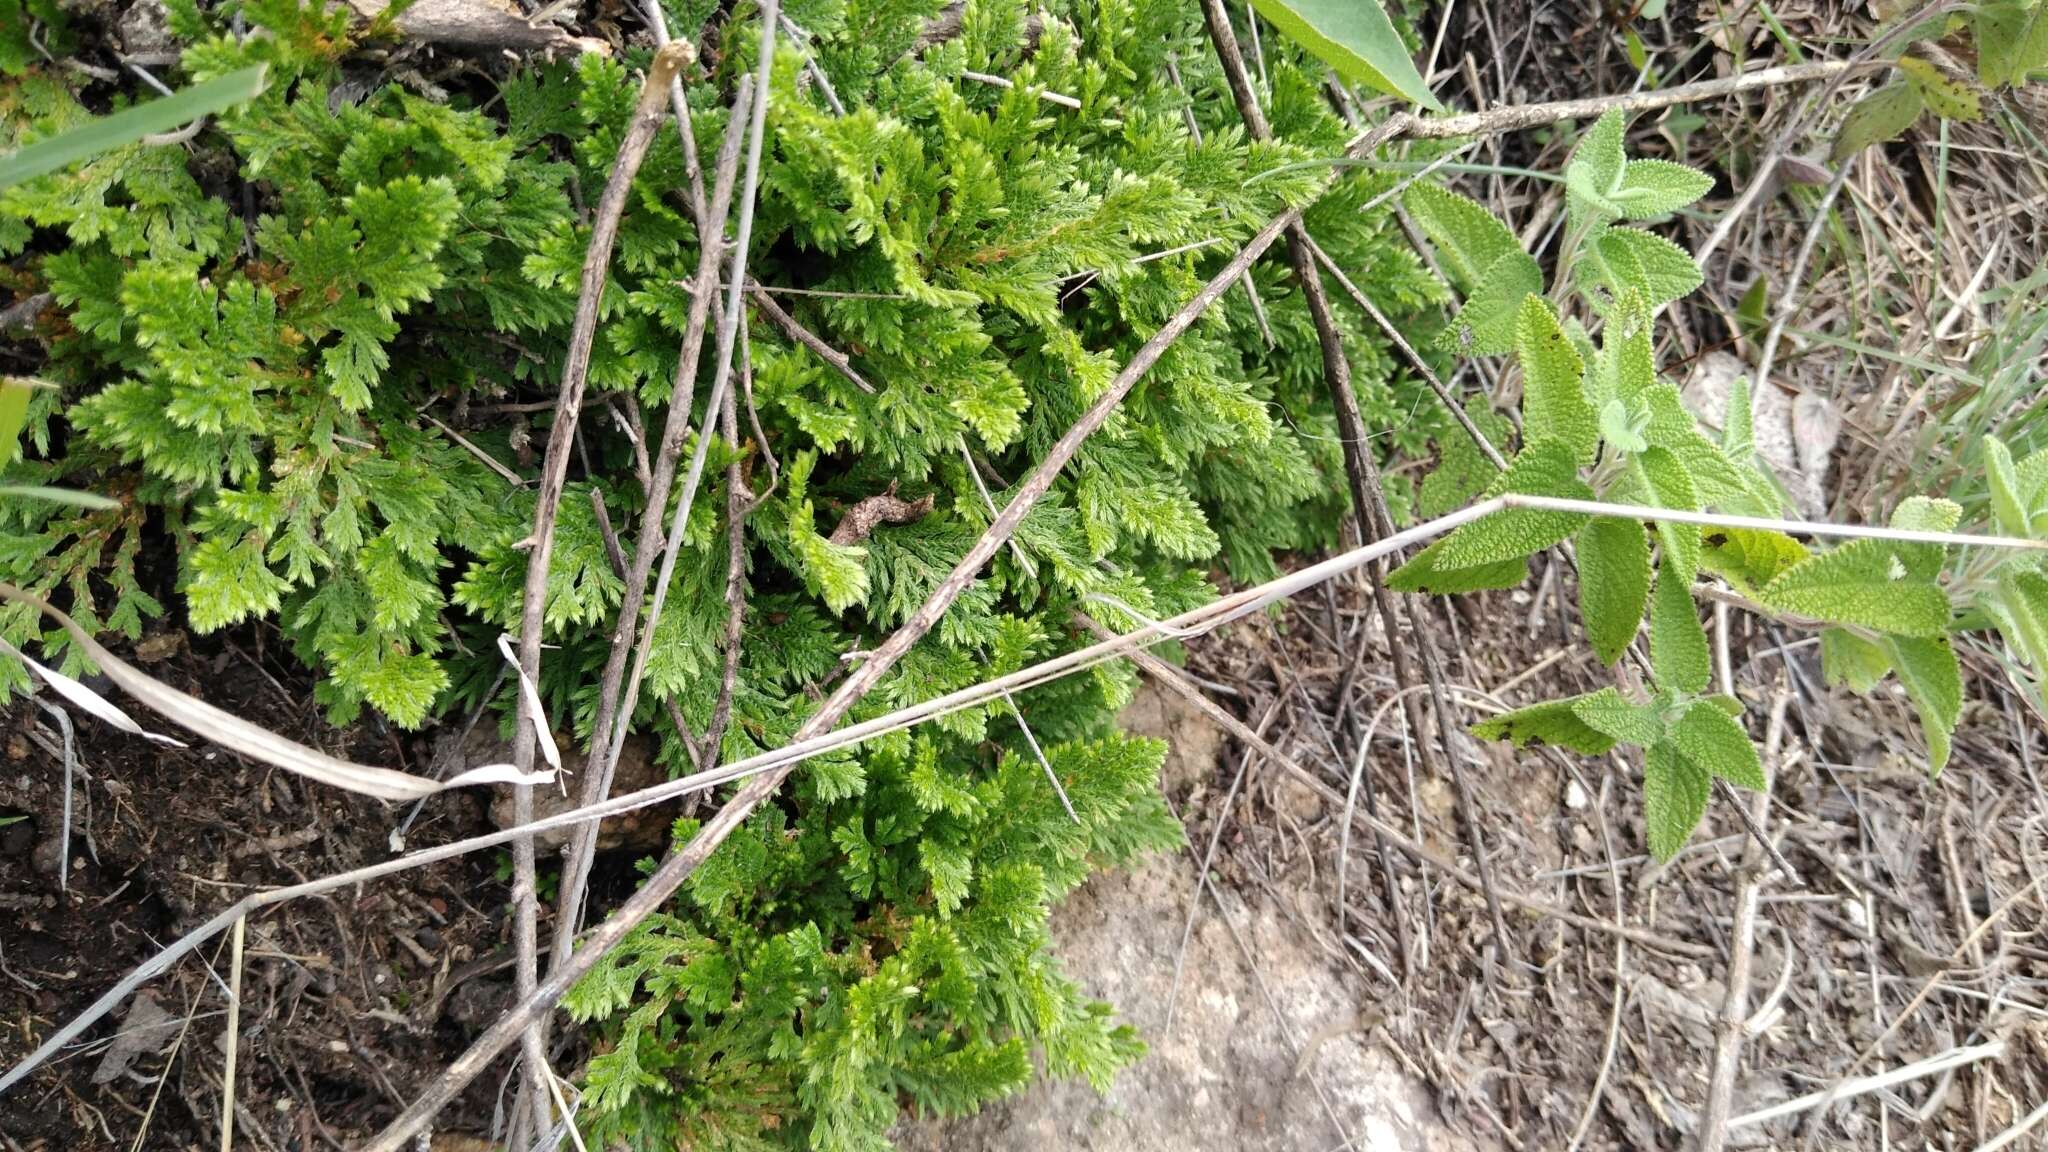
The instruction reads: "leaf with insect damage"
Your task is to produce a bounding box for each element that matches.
[1472,695,1617,755]
[1515,295,1597,463]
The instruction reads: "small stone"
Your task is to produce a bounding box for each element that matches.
[1564,779,1588,810]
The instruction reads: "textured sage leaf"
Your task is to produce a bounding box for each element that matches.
[1599,397,1647,453]
[1387,538,1529,595]
[1248,0,1440,109]
[1515,295,1598,463]
[1700,528,1808,595]
[1761,538,1952,638]
[1644,740,1710,861]
[1584,227,1705,313]
[1985,435,2031,539]
[0,66,268,192]
[1404,184,1519,290]
[1577,517,1651,665]
[1633,445,1700,583]
[1472,697,1617,755]
[1434,439,1594,569]
[1570,686,1663,746]
[1565,110,1628,229]
[1885,634,1962,775]
[1997,570,2048,669]
[1611,159,1713,219]
[1672,701,1765,790]
[1443,248,1542,357]
[1832,83,1923,162]
[1820,628,1893,694]
[1418,396,1511,518]
[1650,560,1710,694]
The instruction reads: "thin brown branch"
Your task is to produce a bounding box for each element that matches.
[545,71,755,974]
[502,42,690,1136]
[1696,683,1792,1152]
[746,284,877,394]
[1385,58,1877,142]
[701,386,750,769]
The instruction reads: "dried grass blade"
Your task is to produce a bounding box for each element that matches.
[0,583,553,802]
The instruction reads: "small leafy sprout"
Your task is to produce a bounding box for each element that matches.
[1399,110,2046,860]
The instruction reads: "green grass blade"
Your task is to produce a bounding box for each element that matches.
[0,65,267,192]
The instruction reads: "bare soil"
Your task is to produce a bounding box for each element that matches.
[0,639,526,1151]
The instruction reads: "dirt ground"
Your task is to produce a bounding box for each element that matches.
[0,643,528,1151]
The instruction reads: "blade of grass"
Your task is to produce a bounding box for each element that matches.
[0,65,267,191]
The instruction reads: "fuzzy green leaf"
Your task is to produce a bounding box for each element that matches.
[1832,83,1924,161]
[1514,296,1597,463]
[1672,701,1765,790]
[1700,527,1808,594]
[1248,0,1441,108]
[1585,227,1705,314]
[1650,559,1710,694]
[1433,439,1595,569]
[1404,184,1519,290]
[1565,109,1628,228]
[1570,686,1664,746]
[1760,537,1952,637]
[1996,569,2048,670]
[1634,445,1701,582]
[1577,516,1651,665]
[1472,697,1616,755]
[1443,249,1543,357]
[1985,436,2031,538]
[1386,538,1529,595]
[1612,159,1713,219]
[1643,740,1710,861]
[1821,628,1893,693]
[1885,634,1961,775]
[1418,396,1511,518]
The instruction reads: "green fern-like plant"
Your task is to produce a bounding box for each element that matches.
[1400,108,2048,860]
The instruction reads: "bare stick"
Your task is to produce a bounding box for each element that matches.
[1299,231,1505,469]
[701,384,749,766]
[747,284,877,393]
[1696,684,1792,1152]
[547,70,755,972]
[1381,59,1876,143]
[219,914,244,1152]
[502,44,691,1134]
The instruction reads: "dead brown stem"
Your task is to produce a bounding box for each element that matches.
[502,43,690,1136]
